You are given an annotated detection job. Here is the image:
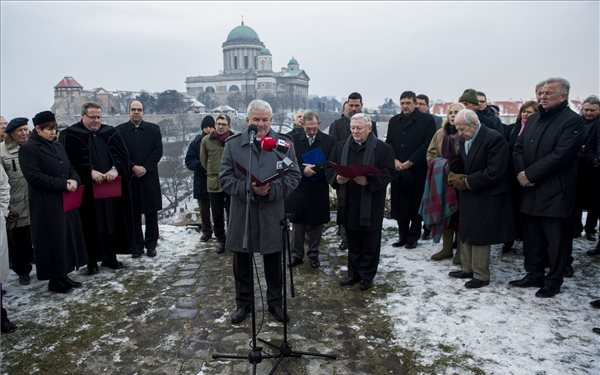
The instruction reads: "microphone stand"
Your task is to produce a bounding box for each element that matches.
[212,131,276,375]
[258,144,337,374]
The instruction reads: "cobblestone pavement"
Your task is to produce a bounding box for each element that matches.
[1,225,407,375]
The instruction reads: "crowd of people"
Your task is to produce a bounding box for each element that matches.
[1,76,599,334]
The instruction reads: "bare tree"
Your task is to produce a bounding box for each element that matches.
[159,140,193,215]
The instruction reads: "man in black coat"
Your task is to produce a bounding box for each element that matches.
[116,101,163,258]
[59,102,134,274]
[447,110,514,288]
[330,113,394,291]
[511,78,584,298]
[185,116,215,242]
[287,111,336,268]
[328,92,378,251]
[386,91,436,249]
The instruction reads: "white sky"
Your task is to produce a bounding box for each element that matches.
[1,1,599,120]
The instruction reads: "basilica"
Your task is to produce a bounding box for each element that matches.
[185,22,309,112]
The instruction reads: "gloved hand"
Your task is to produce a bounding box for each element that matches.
[448,172,469,191]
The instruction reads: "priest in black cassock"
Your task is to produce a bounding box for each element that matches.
[59,102,134,275]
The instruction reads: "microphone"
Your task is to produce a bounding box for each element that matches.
[247,124,258,139]
[260,136,294,170]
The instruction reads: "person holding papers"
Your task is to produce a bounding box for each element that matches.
[287,111,336,268]
[59,103,134,275]
[330,113,394,291]
[19,111,87,293]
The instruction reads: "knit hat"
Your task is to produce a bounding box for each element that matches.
[459,89,479,106]
[33,111,56,126]
[201,116,215,129]
[6,117,29,133]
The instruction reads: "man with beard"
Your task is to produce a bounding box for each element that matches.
[328,92,378,251]
[510,78,584,298]
[331,113,394,290]
[386,91,436,249]
[60,102,134,275]
[116,101,163,258]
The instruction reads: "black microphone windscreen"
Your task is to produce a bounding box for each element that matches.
[247,124,258,135]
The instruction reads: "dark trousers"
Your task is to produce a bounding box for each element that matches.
[522,214,569,290]
[346,229,382,282]
[133,210,159,253]
[208,192,230,243]
[233,251,282,309]
[397,215,422,243]
[1,283,8,324]
[7,225,33,276]
[198,198,212,235]
[291,223,322,260]
[585,209,599,234]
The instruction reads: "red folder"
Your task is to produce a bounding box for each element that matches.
[92,176,122,199]
[63,185,85,212]
[328,162,382,179]
[234,162,283,187]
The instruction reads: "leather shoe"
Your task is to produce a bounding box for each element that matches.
[64,276,82,288]
[101,260,125,270]
[268,306,289,322]
[231,305,251,324]
[392,239,407,248]
[48,279,72,294]
[563,265,574,278]
[340,276,360,286]
[1,320,17,333]
[87,264,99,275]
[405,240,418,249]
[465,278,489,288]
[421,230,431,240]
[147,248,157,257]
[216,242,225,254]
[18,274,31,285]
[509,275,544,288]
[586,248,600,256]
[590,299,600,309]
[289,257,303,267]
[310,257,320,268]
[535,287,560,298]
[359,279,373,291]
[200,233,212,242]
[448,270,473,279]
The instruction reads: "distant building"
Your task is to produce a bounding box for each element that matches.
[185,22,309,112]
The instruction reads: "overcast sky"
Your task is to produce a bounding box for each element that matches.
[1,1,598,120]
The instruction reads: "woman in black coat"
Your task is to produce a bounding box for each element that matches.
[19,111,87,293]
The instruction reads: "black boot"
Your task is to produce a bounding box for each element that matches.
[48,279,72,294]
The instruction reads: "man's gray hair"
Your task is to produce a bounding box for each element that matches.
[545,77,571,96]
[246,99,273,117]
[535,80,546,90]
[583,95,600,107]
[456,109,480,126]
[350,113,372,127]
[303,110,320,123]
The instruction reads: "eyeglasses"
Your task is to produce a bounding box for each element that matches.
[84,114,102,120]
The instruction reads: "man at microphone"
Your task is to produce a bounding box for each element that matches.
[220,99,301,324]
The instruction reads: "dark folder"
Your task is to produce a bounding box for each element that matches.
[92,176,122,199]
[235,162,283,187]
[63,185,84,212]
[328,162,382,179]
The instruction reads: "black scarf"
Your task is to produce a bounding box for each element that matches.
[338,132,377,227]
[538,100,568,120]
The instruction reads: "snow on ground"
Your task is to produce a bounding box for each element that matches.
[377,218,600,375]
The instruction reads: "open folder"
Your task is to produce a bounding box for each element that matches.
[235,162,284,187]
[328,161,382,179]
[92,176,122,199]
[63,185,85,212]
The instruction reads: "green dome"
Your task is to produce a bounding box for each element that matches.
[259,48,271,56]
[288,57,299,65]
[226,22,260,42]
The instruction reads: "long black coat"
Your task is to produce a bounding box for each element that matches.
[457,125,515,245]
[330,137,395,231]
[116,120,163,213]
[286,130,336,225]
[385,110,436,220]
[513,102,584,218]
[59,122,135,255]
[576,116,600,211]
[19,132,87,280]
[185,134,209,200]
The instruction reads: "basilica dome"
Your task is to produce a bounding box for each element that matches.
[226,22,260,43]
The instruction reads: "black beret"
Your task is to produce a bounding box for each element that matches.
[33,111,56,126]
[6,117,29,133]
